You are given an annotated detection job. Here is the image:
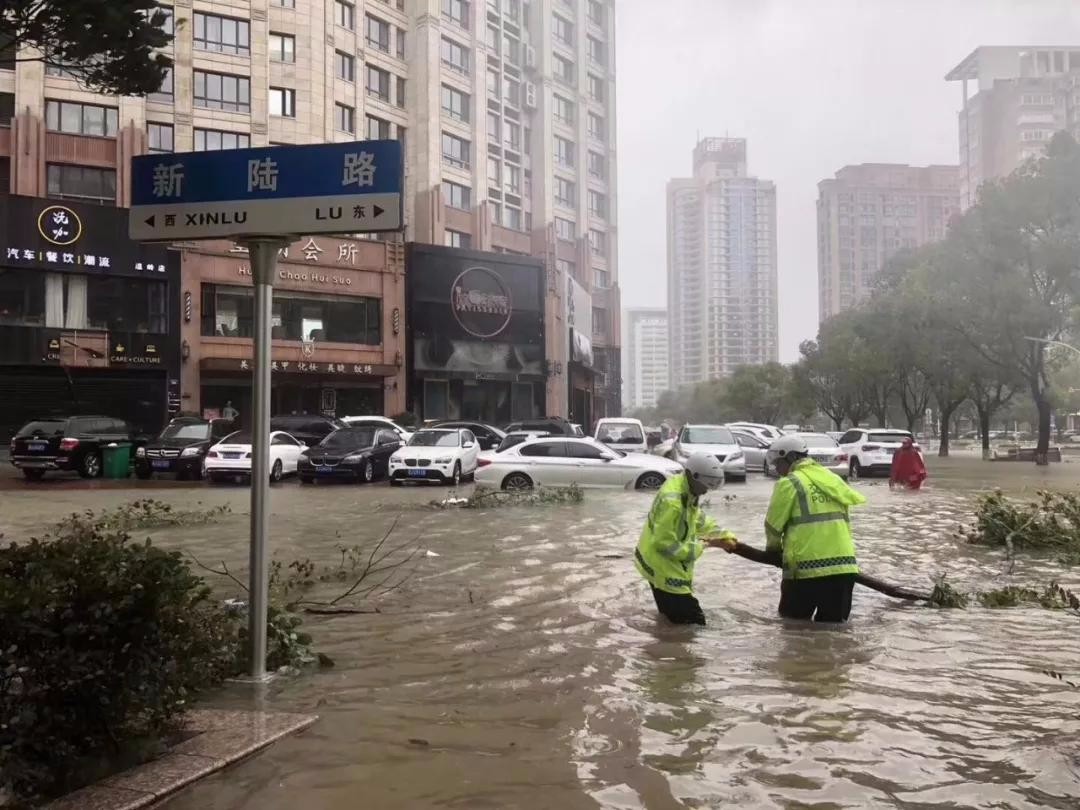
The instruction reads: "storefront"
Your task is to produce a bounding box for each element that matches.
[565,275,597,430]
[179,236,405,422]
[406,244,546,425]
[0,194,180,441]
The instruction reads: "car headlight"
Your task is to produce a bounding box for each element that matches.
[180,447,201,458]
[435,457,452,464]
[135,447,146,458]
[344,453,364,462]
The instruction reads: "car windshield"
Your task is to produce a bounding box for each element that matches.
[160,422,211,441]
[800,433,839,448]
[597,423,645,443]
[869,432,912,444]
[681,427,734,444]
[409,431,460,447]
[17,420,66,437]
[321,428,375,449]
[220,431,251,445]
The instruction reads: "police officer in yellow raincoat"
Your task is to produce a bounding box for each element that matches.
[634,452,736,625]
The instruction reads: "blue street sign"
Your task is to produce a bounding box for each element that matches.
[129,140,403,241]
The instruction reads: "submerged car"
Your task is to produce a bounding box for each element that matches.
[9,415,138,480]
[389,428,480,486]
[765,433,850,479]
[594,418,648,455]
[672,424,746,482]
[205,429,307,484]
[838,428,915,478]
[298,426,402,484]
[135,417,235,480]
[475,437,684,491]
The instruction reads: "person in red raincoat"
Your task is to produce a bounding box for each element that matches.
[890,438,927,490]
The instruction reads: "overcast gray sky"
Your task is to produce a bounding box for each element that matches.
[615,0,1080,362]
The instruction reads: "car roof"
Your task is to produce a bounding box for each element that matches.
[683,423,731,429]
[415,427,456,433]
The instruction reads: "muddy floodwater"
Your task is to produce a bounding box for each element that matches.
[4,455,1080,808]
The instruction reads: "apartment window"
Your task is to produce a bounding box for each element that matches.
[588,190,606,218]
[592,307,608,337]
[193,12,250,56]
[504,163,521,195]
[555,177,575,207]
[588,228,606,256]
[553,14,574,45]
[366,65,390,101]
[396,28,406,59]
[441,85,470,122]
[487,111,500,141]
[593,268,609,289]
[553,53,575,85]
[269,32,295,62]
[503,33,520,66]
[486,24,499,53]
[336,0,355,29]
[396,76,406,108]
[46,164,116,204]
[503,76,520,107]
[587,150,606,179]
[587,111,605,140]
[269,87,296,117]
[443,0,469,29]
[487,157,500,190]
[442,132,470,168]
[445,230,472,249]
[503,205,522,231]
[555,217,576,241]
[554,135,575,167]
[587,36,605,64]
[336,50,355,81]
[193,71,251,113]
[553,95,575,125]
[45,100,119,137]
[442,180,471,210]
[147,122,174,153]
[486,69,500,98]
[361,115,387,140]
[148,67,174,103]
[504,120,521,151]
[335,103,355,134]
[366,15,391,52]
[587,0,604,26]
[273,0,296,7]
[588,74,604,102]
[194,128,251,151]
[441,37,470,74]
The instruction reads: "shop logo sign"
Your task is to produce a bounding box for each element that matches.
[37,205,82,246]
[451,266,512,339]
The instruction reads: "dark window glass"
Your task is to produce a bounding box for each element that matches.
[520,441,567,457]
[0,268,46,326]
[46,164,116,204]
[194,12,250,55]
[86,276,168,333]
[567,441,608,459]
[194,129,250,151]
[44,100,118,136]
[193,71,251,113]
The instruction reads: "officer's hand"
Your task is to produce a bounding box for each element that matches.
[704,533,738,552]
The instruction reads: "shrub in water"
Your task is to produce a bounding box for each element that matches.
[0,516,237,802]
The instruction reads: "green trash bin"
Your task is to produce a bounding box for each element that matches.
[102,442,132,479]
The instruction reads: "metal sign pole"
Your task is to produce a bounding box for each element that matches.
[243,237,287,681]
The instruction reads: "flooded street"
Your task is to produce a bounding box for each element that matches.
[4,455,1080,808]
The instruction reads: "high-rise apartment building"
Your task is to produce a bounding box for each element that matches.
[0,0,620,418]
[946,46,1080,208]
[666,138,777,390]
[624,307,668,411]
[817,164,959,321]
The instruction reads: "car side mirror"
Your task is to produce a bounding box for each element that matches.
[602,456,613,462]
[463,441,475,449]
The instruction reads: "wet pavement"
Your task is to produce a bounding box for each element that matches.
[3,454,1080,809]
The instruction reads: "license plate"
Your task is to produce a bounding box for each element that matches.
[152,459,171,470]
[408,469,427,478]
[316,465,333,473]
[223,452,241,459]
[27,442,47,452]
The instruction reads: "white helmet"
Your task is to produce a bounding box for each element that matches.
[684,451,725,490]
[766,435,809,466]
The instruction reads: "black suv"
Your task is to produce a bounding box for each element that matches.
[431,421,506,451]
[135,416,236,480]
[9,416,137,480]
[269,414,347,446]
[503,416,578,437]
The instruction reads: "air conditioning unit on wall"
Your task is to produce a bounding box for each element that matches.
[524,82,537,109]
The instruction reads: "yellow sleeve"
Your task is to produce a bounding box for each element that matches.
[764,478,796,553]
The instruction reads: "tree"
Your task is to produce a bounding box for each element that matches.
[722,363,791,424]
[1,1,173,95]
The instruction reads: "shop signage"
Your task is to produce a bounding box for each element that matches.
[110,340,163,365]
[451,266,513,339]
[201,357,395,377]
[130,140,404,240]
[237,264,353,287]
[38,205,82,245]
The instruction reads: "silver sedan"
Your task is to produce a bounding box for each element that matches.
[765,433,850,479]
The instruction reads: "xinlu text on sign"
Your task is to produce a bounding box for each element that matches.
[128,140,403,241]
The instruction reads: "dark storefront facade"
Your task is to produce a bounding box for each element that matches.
[406,244,546,425]
[0,194,180,442]
[565,275,596,430]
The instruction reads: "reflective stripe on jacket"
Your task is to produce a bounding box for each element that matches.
[635,473,720,595]
[764,458,864,580]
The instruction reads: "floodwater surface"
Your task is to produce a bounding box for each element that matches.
[3,455,1080,809]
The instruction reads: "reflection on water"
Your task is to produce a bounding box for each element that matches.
[2,456,1080,809]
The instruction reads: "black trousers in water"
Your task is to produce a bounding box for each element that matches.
[651,586,706,626]
[778,574,856,622]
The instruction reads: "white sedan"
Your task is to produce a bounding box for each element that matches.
[475,437,685,491]
[341,415,413,443]
[389,428,479,486]
[205,430,307,484]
